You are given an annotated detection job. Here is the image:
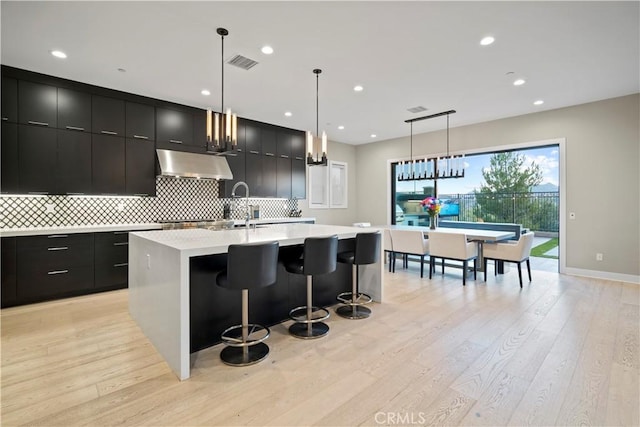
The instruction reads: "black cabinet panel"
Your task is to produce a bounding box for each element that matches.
[277,132,292,158]
[18,125,57,194]
[223,152,245,198]
[125,138,156,196]
[58,88,91,132]
[92,95,125,136]
[235,119,246,153]
[57,129,92,194]
[95,231,129,289]
[291,131,306,161]
[17,239,93,270]
[92,134,125,194]
[245,152,262,196]
[277,157,292,198]
[261,127,277,157]
[18,80,57,127]
[1,237,17,307]
[17,233,93,249]
[1,122,18,193]
[2,77,18,122]
[193,110,207,150]
[17,266,94,300]
[262,155,277,198]
[292,159,306,199]
[245,122,261,154]
[156,107,193,146]
[126,102,155,140]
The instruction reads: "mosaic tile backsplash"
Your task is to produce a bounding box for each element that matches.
[0,177,299,228]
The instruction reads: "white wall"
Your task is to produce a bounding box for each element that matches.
[354,94,640,278]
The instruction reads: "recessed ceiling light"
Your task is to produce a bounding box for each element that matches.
[354,85,364,92]
[261,46,274,55]
[284,111,292,117]
[51,50,67,59]
[513,79,526,86]
[338,125,344,130]
[533,100,544,106]
[201,89,211,96]
[480,36,495,46]
[371,134,377,138]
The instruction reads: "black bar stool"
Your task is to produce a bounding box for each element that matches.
[216,241,279,366]
[336,232,381,319]
[284,235,338,339]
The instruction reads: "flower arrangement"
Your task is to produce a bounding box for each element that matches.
[420,197,441,217]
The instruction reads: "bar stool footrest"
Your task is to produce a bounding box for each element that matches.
[288,305,330,323]
[336,291,373,306]
[221,323,270,347]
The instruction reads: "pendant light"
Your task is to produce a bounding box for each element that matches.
[398,109,464,181]
[306,69,328,166]
[207,27,237,154]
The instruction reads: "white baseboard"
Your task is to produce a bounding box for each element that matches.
[564,267,640,284]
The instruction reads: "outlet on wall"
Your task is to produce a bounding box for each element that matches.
[596,253,604,261]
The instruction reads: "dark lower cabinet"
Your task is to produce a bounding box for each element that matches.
[292,159,306,199]
[1,238,17,307]
[92,134,125,194]
[57,129,92,194]
[1,122,18,193]
[125,138,156,196]
[94,231,129,290]
[18,124,57,194]
[277,157,292,198]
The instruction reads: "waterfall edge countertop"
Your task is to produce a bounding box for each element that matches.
[128,223,384,380]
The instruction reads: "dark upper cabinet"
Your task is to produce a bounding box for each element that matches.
[1,237,17,307]
[156,107,193,146]
[193,110,207,150]
[292,159,306,199]
[223,152,246,197]
[276,157,292,198]
[261,127,277,157]
[125,138,156,196]
[18,80,57,127]
[18,125,57,194]
[92,134,125,194]
[245,122,261,154]
[291,132,306,160]
[1,123,18,193]
[57,88,91,132]
[92,95,125,136]
[57,129,92,194]
[262,155,277,198]
[2,77,18,122]
[245,152,262,196]
[235,119,246,153]
[126,102,155,141]
[277,132,292,158]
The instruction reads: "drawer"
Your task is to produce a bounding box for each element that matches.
[17,265,94,300]
[17,240,93,271]
[17,233,93,249]
[95,240,128,264]
[95,262,128,289]
[94,231,129,246]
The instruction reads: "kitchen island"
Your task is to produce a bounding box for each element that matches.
[128,223,383,380]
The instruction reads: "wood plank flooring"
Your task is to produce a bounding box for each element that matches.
[1,265,638,426]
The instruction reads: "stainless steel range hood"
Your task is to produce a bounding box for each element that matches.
[156,149,233,180]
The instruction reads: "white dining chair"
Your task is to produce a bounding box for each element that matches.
[383,228,395,273]
[482,232,535,288]
[388,229,430,278]
[428,231,478,286]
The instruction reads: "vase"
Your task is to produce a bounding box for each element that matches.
[430,215,437,230]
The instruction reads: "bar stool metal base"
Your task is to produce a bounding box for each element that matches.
[220,342,269,366]
[336,305,371,319]
[289,321,330,339]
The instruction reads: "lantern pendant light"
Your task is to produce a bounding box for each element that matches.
[306,69,328,166]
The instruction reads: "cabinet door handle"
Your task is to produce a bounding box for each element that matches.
[2,117,8,121]
[48,270,69,275]
[280,155,289,158]
[28,121,49,126]
[249,150,260,154]
[265,152,275,157]
[295,157,304,160]
[47,235,68,239]
[236,148,243,152]
[133,135,149,140]
[101,130,118,135]
[113,263,128,268]
[65,126,85,131]
[169,139,183,144]
[47,246,68,251]
[113,231,128,235]
[113,242,129,246]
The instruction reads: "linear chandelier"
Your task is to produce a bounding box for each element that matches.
[306,69,328,166]
[397,109,465,181]
[207,27,238,154]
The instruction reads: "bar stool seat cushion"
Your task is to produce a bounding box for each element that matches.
[337,251,355,264]
[216,241,279,291]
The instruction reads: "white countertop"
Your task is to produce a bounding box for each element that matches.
[131,223,362,258]
[0,223,163,237]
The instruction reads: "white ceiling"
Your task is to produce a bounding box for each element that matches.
[1,1,638,145]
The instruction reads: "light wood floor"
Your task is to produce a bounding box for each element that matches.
[1,265,638,426]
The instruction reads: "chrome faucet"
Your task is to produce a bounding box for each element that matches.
[231,181,251,228]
